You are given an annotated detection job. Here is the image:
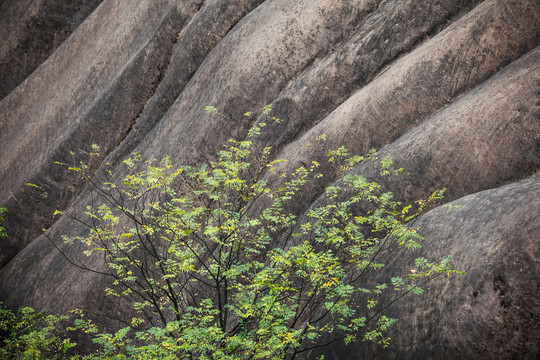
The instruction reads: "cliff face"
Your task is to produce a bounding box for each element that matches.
[0,0,105,101]
[0,0,538,358]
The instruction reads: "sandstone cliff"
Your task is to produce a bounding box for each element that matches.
[0,0,538,358]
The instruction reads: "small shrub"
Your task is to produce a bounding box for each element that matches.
[0,303,75,359]
[0,207,7,239]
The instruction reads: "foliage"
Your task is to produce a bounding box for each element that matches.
[0,207,7,239]
[0,303,76,359]
[43,109,463,359]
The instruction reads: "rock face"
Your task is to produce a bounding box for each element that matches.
[0,0,104,101]
[0,0,538,357]
[306,176,540,359]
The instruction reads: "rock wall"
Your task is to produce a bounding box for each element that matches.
[0,0,538,357]
[306,176,540,359]
[0,0,104,100]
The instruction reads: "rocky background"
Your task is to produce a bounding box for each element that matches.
[0,0,538,358]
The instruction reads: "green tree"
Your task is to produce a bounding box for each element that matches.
[47,108,462,359]
[0,303,75,359]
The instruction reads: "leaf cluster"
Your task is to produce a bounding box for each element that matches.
[0,207,7,238]
[43,108,464,359]
[0,303,75,359]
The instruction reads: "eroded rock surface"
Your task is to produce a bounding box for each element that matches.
[306,176,540,359]
[0,0,104,100]
[0,0,538,357]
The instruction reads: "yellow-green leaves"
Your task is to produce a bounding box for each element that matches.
[0,207,7,238]
[49,107,462,359]
[0,303,76,359]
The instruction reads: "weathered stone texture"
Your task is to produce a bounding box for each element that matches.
[0,0,104,100]
[0,0,538,357]
[0,0,205,267]
[306,176,540,359]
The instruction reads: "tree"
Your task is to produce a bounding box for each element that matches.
[47,107,462,359]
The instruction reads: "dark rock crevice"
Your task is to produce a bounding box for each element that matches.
[0,0,105,100]
[282,0,386,91]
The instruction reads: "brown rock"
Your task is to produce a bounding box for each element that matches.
[0,0,205,267]
[305,175,540,359]
[0,0,104,100]
[262,0,540,214]
[0,0,538,357]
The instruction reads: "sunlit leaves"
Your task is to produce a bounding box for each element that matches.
[0,303,76,359]
[49,108,463,359]
[0,207,7,238]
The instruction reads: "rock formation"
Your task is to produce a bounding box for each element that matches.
[0,0,538,357]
